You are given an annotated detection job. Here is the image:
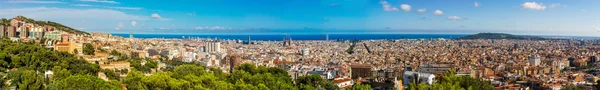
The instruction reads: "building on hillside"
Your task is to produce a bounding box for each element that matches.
[10,19,23,27]
[100,61,131,71]
[44,30,62,40]
[7,26,16,37]
[0,25,5,37]
[29,27,44,39]
[82,55,108,64]
[54,42,71,52]
[18,27,29,38]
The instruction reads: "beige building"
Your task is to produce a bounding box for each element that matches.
[100,61,131,71]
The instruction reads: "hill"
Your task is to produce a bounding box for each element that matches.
[458,33,548,40]
[0,16,88,35]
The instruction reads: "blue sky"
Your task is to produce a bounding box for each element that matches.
[1,0,600,36]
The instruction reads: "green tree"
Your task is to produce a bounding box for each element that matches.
[8,70,44,90]
[83,43,95,55]
[102,69,119,80]
[349,82,371,90]
[73,49,78,55]
[145,60,158,69]
[54,75,121,90]
[142,72,191,90]
[561,85,585,90]
[173,64,206,78]
[123,70,147,90]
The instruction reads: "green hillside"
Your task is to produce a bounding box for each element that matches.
[458,33,548,40]
[0,16,88,35]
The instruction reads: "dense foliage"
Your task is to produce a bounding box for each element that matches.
[123,64,338,90]
[409,69,495,90]
[83,43,95,55]
[0,37,99,75]
[0,37,105,89]
[0,37,370,90]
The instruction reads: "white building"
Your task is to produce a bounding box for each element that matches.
[403,71,435,87]
[204,42,221,53]
[529,55,541,66]
[332,77,353,88]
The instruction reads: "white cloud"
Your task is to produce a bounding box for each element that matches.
[116,22,124,30]
[70,4,141,10]
[195,27,204,30]
[131,21,137,26]
[72,4,92,7]
[151,13,162,19]
[379,0,398,12]
[7,0,65,4]
[400,4,411,12]
[188,11,196,16]
[0,7,146,20]
[522,2,546,10]
[447,16,466,20]
[117,22,125,28]
[475,2,480,7]
[417,8,426,14]
[433,10,444,15]
[79,0,119,4]
[110,7,142,10]
[549,3,566,8]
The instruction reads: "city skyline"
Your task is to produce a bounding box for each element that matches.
[1,0,600,36]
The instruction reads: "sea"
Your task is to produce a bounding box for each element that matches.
[111,34,468,41]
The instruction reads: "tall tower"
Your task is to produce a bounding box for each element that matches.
[247,36,251,44]
[129,32,134,39]
[224,54,241,73]
[326,34,329,41]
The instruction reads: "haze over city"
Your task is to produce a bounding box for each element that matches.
[1,0,600,36]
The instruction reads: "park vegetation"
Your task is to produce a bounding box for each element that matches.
[0,37,372,90]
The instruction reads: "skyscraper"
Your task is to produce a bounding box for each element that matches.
[204,42,221,53]
[247,36,251,44]
[129,32,134,39]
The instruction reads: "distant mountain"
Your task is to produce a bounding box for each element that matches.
[0,16,88,35]
[458,33,548,40]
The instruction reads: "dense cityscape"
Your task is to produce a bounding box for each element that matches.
[1,17,600,90]
[3,0,600,90]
